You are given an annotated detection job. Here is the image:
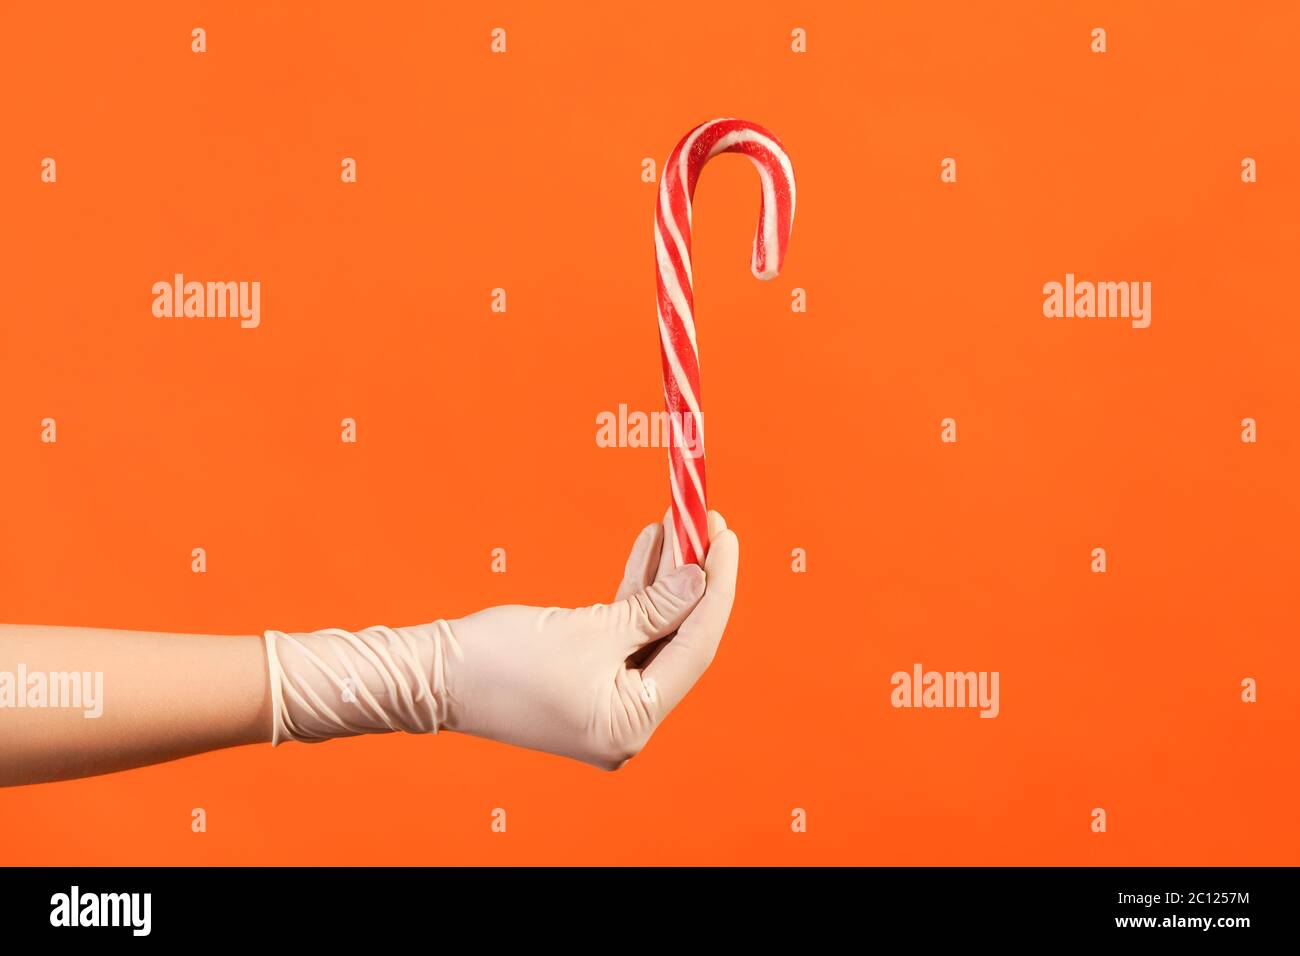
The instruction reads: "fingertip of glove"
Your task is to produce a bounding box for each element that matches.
[664,563,705,600]
[705,529,740,571]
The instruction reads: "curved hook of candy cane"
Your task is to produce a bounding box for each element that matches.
[661,118,797,284]
[654,118,796,567]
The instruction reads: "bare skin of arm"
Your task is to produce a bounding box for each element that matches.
[0,625,271,787]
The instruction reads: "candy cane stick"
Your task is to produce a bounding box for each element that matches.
[655,118,796,566]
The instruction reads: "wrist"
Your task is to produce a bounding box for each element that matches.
[413,617,463,735]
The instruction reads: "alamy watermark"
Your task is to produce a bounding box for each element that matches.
[595,404,704,458]
[152,273,260,328]
[0,665,103,718]
[1043,273,1151,328]
[50,886,150,936]
[890,663,1000,718]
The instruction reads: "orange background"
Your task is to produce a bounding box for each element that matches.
[1,1,1297,865]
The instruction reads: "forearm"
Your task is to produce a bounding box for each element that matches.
[0,624,271,787]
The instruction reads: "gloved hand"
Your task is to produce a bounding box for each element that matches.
[443,511,738,769]
[264,511,739,770]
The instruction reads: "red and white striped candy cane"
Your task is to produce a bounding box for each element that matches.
[655,118,796,566]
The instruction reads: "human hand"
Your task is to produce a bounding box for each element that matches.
[440,511,739,770]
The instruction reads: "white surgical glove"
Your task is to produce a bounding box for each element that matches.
[265,512,739,769]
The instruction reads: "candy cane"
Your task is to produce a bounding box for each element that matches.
[655,118,796,566]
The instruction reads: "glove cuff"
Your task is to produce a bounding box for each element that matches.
[263,621,455,746]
